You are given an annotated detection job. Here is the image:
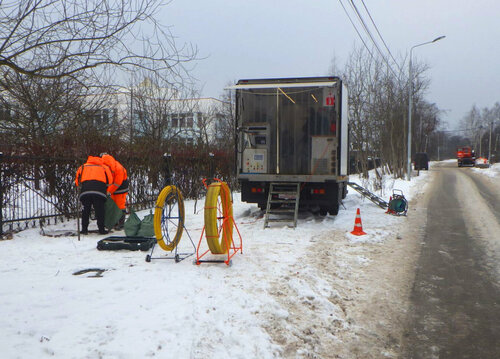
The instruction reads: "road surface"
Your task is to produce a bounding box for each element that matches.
[402,162,500,358]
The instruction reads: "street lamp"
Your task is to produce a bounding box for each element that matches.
[407,35,445,181]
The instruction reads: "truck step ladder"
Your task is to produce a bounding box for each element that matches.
[347,182,388,210]
[264,182,301,229]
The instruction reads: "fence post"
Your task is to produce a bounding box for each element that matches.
[0,152,3,237]
[163,153,172,187]
[208,152,215,179]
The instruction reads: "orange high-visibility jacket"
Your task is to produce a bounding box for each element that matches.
[101,154,128,195]
[75,156,113,198]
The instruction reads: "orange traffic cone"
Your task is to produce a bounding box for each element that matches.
[350,208,367,236]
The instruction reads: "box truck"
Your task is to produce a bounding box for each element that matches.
[229,76,349,216]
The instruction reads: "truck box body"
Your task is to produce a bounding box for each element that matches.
[230,77,349,215]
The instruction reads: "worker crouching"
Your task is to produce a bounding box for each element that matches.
[101,153,129,229]
[75,156,113,234]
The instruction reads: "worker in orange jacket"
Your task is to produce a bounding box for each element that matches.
[75,156,113,234]
[101,153,129,228]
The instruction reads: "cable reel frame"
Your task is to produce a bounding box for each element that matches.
[146,185,195,262]
[387,189,408,216]
[196,178,243,266]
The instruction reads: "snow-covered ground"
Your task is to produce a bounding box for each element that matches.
[0,162,496,358]
[472,161,500,177]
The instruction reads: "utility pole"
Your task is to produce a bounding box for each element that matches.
[130,88,133,144]
[479,129,482,157]
[489,120,493,162]
[479,130,483,157]
[437,132,440,161]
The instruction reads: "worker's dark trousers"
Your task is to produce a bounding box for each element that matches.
[80,194,106,231]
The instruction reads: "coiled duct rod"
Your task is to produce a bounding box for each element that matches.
[154,185,185,251]
[204,182,233,254]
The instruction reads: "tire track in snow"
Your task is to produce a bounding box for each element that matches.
[262,231,351,359]
[262,220,423,358]
[456,169,500,280]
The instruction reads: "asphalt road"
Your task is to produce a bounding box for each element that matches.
[402,162,500,359]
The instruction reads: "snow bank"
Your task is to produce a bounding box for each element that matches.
[472,162,500,177]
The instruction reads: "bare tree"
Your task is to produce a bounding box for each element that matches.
[413,102,441,152]
[330,45,437,179]
[460,103,500,158]
[129,75,204,148]
[130,76,176,143]
[216,85,236,152]
[0,0,199,158]
[460,105,481,150]
[193,95,234,150]
[0,69,118,155]
[0,0,196,82]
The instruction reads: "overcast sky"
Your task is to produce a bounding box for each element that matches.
[162,0,500,129]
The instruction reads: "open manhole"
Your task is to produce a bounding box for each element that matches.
[72,268,107,278]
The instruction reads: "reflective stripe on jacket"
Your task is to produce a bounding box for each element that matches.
[114,178,129,194]
[75,156,112,198]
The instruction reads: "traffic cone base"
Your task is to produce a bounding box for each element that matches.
[350,208,367,236]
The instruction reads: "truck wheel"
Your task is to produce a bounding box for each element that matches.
[328,204,339,216]
[258,203,266,211]
[319,207,328,216]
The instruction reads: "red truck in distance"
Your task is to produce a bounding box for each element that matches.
[457,146,475,167]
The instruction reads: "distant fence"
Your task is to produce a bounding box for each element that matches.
[0,152,236,237]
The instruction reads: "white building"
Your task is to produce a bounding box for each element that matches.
[106,79,231,145]
[0,78,232,146]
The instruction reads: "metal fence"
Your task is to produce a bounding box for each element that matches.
[0,152,235,237]
[0,154,159,236]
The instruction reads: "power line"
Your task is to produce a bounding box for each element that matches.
[438,127,486,133]
[348,1,386,60]
[359,0,402,73]
[337,0,400,78]
[347,0,398,77]
[336,0,378,67]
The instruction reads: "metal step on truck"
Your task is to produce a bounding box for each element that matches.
[228,76,349,224]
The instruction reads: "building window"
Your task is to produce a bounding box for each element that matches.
[186,117,193,128]
[0,106,11,122]
[100,109,110,125]
[172,117,179,127]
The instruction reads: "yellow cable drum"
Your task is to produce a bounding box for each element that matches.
[154,185,185,251]
[204,181,233,254]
